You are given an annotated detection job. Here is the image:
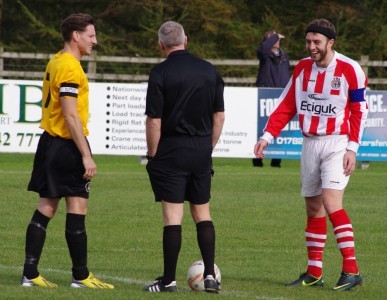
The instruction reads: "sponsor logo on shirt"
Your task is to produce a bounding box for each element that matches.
[300,101,337,115]
[308,94,329,101]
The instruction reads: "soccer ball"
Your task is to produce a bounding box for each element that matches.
[187,260,221,291]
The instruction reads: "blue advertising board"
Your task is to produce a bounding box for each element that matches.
[257,88,387,161]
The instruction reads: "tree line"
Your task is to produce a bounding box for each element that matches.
[1,0,386,79]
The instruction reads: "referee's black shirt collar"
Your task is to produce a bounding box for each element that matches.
[167,49,189,58]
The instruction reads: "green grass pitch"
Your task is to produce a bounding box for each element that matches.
[0,153,386,299]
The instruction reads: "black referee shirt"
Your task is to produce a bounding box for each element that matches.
[145,50,224,137]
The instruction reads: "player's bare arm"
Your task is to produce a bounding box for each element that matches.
[212,112,225,149]
[146,117,161,157]
[60,96,96,180]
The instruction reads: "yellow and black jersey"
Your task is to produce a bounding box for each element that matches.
[40,51,89,138]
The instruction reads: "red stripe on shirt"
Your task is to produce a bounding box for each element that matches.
[309,116,319,135]
[340,104,351,135]
[330,89,340,95]
[314,71,326,94]
[326,117,336,134]
[348,102,363,143]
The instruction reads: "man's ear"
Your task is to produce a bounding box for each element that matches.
[184,36,187,46]
[72,31,80,42]
[159,40,165,51]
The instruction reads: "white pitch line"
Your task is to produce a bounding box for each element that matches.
[0,264,289,299]
[3,169,381,177]
[0,169,300,176]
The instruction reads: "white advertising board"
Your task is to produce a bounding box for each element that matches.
[0,80,258,158]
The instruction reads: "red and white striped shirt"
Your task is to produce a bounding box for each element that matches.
[262,51,368,153]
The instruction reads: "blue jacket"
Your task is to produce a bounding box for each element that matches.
[255,34,290,88]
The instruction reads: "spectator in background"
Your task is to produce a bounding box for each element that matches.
[253,30,290,167]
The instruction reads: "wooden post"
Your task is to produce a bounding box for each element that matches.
[359,55,369,77]
[0,47,3,79]
[87,50,97,82]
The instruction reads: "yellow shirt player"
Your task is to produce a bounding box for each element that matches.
[41,51,89,138]
[22,13,114,289]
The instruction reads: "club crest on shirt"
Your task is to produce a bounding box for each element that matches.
[331,77,341,89]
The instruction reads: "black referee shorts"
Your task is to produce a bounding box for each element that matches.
[146,136,213,204]
[27,131,91,198]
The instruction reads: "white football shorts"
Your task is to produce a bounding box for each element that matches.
[301,135,350,197]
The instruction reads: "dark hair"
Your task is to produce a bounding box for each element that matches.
[60,13,95,42]
[305,19,336,40]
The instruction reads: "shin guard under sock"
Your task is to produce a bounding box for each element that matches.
[65,213,89,280]
[329,209,359,274]
[23,209,50,279]
[162,225,182,285]
[196,220,216,278]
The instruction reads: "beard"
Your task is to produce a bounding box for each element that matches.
[309,44,329,66]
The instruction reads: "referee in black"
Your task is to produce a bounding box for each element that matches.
[143,21,225,293]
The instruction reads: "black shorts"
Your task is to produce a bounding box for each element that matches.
[27,131,91,198]
[146,136,213,204]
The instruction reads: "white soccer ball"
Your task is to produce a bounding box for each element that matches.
[187,260,221,291]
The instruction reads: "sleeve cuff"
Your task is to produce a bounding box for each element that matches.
[347,141,359,153]
[260,132,274,144]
